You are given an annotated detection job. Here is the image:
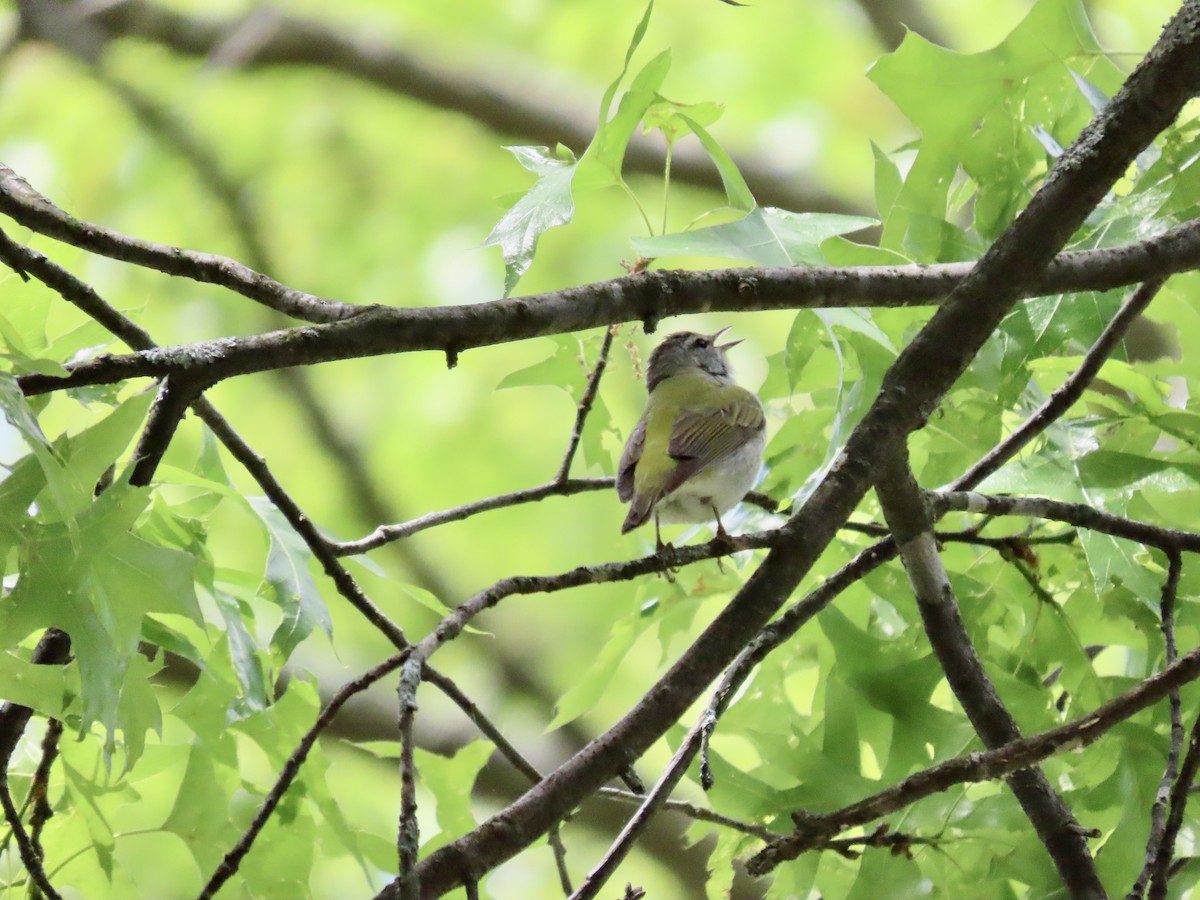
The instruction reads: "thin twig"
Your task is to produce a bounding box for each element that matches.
[27,717,62,892]
[569,715,707,900]
[932,492,1200,554]
[598,788,776,842]
[0,779,61,900]
[0,164,361,323]
[748,634,1200,876]
[1147,707,1200,900]
[952,278,1167,491]
[1129,550,1185,900]
[549,824,574,895]
[396,658,422,900]
[197,651,410,900]
[556,327,615,483]
[334,480,777,555]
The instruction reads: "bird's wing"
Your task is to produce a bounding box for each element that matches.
[663,387,765,494]
[616,416,647,503]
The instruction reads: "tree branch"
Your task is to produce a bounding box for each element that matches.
[197,650,410,900]
[931,492,1200,554]
[0,165,361,324]
[11,210,1200,398]
[1130,550,1186,900]
[747,635,1200,876]
[951,278,1166,490]
[877,450,1102,897]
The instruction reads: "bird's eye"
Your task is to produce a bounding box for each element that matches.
[691,336,708,348]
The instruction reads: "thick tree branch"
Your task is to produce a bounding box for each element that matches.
[878,450,1102,897]
[10,208,1200,398]
[79,0,854,216]
[401,8,1200,894]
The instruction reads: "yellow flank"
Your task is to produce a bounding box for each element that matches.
[634,373,745,498]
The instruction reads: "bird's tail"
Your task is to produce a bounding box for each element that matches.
[621,493,655,534]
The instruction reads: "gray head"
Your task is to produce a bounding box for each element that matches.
[645,327,743,391]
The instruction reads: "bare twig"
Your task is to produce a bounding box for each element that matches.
[748,635,1200,876]
[397,656,422,900]
[877,450,1102,897]
[556,327,616,483]
[1129,550,1185,900]
[197,651,410,900]
[931,492,1200,554]
[1148,707,1200,900]
[27,717,62,891]
[952,278,1167,491]
[335,479,777,555]
[337,478,615,553]
[0,780,61,900]
[0,165,361,324]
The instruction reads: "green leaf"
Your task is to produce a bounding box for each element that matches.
[417,741,494,846]
[0,482,198,746]
[482,145,578,296]
[163,744,236,871]
[632,207,878,266]
[211,585,270,713]
[675,115,756,212]
[577,50,673,189]
[0,648,71,716]
[247,497,332,659]
[644,96,724,145]
[870,0,1103,250]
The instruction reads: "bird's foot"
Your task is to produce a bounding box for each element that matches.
[711,523,742,572]
[655,538,680,582]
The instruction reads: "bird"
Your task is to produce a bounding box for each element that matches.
[617,327,765,550]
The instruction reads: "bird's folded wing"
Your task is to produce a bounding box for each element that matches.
[664,389,764,494]
[616,416,646,503]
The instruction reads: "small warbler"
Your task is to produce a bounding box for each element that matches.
[617,328,765,548]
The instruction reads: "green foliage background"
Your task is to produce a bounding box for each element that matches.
[0,0,1197,897]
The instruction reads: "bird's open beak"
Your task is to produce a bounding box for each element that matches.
[710,326,743,351]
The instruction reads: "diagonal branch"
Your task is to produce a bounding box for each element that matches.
[0,165,362,324]
[951,278,1167,490]
[1130,550,1186,900]
[878,449,1102,896]
[931,492,1200,554]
